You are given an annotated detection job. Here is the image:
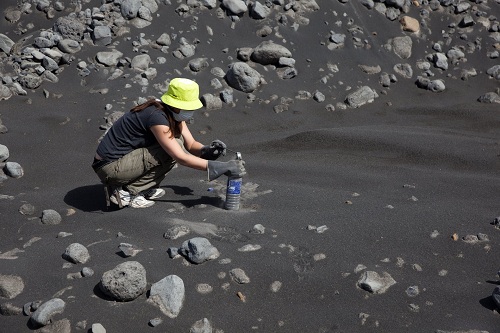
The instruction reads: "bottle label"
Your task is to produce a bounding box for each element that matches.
[227,178,241,195]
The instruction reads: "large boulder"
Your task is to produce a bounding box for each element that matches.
[225,62,262,93]
[53,16,85,41]
[148,275,185,318]
[99,261,147,301]
[251,41,292,66]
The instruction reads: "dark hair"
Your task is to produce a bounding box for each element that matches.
[130,99,181,138]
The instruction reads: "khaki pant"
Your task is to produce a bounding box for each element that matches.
[95,139,183,195]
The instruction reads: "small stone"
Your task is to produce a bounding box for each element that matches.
[196,283,213,294]
[149,317,163,327]
[270,281,282,292]
[249,224,265,234]
[62,243,90,264]
[229,268,250,284]
[118,243,142,257]
[406,285,420,297]
[357,271,396,294]
[3,162,23,178]
[41,209,62,225]
[19,203,35,215]
[237,244,261,252]
[91,323,106,333]
[163,225,190,240]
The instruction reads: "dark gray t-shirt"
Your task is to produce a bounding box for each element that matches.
[96,106,169,161]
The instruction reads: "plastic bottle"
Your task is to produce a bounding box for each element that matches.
[224,176,242,210]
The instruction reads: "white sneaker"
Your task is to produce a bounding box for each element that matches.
[130,194,155,208]
[110,189,131,206]
[143,188,165,200]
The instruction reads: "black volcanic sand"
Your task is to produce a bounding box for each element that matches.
[0,0,499,332]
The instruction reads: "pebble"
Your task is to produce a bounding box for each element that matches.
[41,209,62,225]
[229,268,250,284]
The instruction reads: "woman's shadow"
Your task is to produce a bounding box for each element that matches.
[64,184,222,212]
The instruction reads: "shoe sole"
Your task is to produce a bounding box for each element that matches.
[145,189,165,200]
[130,201,155,208]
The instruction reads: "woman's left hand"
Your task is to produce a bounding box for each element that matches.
[201,139,227,160]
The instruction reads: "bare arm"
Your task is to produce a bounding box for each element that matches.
[179,122,204,156]
[150,124,207,170]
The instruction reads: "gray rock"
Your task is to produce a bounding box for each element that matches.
[385,0,405,9]
[279,57,295,67]
[41,209,61,225]
[142,0,159,13]
[221,0,248,15]
[81,267,94,277]
[416,77,445,92]
[30,298,66,327]
[225,62,262,93]
[0,34,15,53]
[96,50,123,67]
[148,275,185,318]
[91,323,106,333]
[486,65,500,80]
[229,268,250,284]
[99,261,147,301]
[201,0,217,8]
[433,53,448,70]
[492,285,500,310]
[394,63,413,78]
[167,247,180,258]
[478,92,500,103]
[189,58,209,72]
[201,93,223,110]
[163,225,190,240]
[156,33,171,46]
[92,26,112,46]
[53,16,85,41]
[0,84,12,101]
[280,67,298,79]
[220,88,234,104]
[19,203,35,215]
[330,33,346,44]
[4,162,24,178]
[359,64,381,74]
[118,243,142,257]
[251,41,292,65]
[63,243,90,264]
[34,37,55,49]
[138,6,153,21]
[18,74,43,89]
[392,36,412,59]
[179,237,220,264]
[0,144,9,162]
[0,303,22,316]
[459,14,475,27]
[447,47,465,64]
[130,54,151,71]
[149,317,163,327]
[121,0,142,19]
[250,1,270,19]
[42,57,59,72]
[0,275,24,299]
[34,318,71,332]
[236,47,253,62]
[313,91,325,102]
[345,86,379,108]
[250,224,265,234]
[190,318,212,333]
[357,271,396,294]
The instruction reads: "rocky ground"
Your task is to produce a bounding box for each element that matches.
[0,0,499,332]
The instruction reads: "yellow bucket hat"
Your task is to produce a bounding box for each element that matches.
[161,78,203,110]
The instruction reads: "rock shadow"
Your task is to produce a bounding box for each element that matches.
[479,295,497,312]
[92,282,117,302]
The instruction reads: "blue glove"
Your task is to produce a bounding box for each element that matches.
[201,139,227,160]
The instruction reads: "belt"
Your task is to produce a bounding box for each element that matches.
[92,157,112,171]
